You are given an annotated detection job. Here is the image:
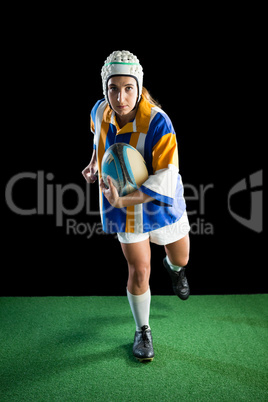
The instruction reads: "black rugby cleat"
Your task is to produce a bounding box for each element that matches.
[133,325,154,362]
[163,257,190,300]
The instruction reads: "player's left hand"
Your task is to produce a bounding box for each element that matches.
[100,176,122,208]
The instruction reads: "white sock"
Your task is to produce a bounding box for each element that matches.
[127,287,151,332]
[166,255,182,272]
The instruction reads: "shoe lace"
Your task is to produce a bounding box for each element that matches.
[141,325,151,346]
[179,268,187,287]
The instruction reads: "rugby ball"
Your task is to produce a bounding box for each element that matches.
[101,143,148,197]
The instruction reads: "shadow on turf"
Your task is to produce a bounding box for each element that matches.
[3,333,267,395]
[120,343,154,365]
[152,344,268,390]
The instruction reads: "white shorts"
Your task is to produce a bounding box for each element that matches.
[117,211,190,245]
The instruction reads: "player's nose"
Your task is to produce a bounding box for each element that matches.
[117,90,125,104]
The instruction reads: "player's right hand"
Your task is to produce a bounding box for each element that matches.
[82,164,98,183]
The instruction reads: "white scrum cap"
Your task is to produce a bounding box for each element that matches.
[101,50,143,103]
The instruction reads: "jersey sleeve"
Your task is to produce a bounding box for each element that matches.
[139,113,179,206]
[90,98,105,150]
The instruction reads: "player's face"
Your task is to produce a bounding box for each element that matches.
[108,76,138,117]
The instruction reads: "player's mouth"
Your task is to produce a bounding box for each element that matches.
[117,105,128,109]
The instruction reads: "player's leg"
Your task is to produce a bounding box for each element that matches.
[120,239,154,361]
[163,234,190,300]
[121,239,151,328]
[121,238,151,295]
[164,233,190,268]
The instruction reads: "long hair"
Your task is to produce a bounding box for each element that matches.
[142,87,161,108]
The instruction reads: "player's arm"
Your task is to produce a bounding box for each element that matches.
[138,133,179,206]
[82,101,102,184]
[100,176,154,208]
[82,149,98,183]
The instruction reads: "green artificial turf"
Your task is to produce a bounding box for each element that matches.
[0,295,267,401]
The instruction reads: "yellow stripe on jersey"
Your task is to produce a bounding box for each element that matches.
[125,205,135,233]
[152,133,179,173]
[97,119,110,178]
[129,132,140,149]
[135,97,153,134]
[90,118,95,134]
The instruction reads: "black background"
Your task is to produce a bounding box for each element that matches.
[3,17,265,296]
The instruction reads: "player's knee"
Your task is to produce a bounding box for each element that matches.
[128,262,150,287]
[172,254,189,268]
[179,255,189,267]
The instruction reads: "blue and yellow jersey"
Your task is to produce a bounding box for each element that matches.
[90,94,186,233]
